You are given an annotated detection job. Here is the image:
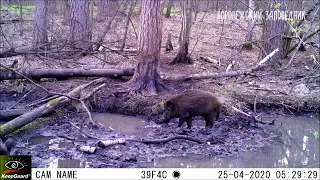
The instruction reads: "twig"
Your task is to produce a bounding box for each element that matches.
[232,106,251,117]
[27,95,59,107]
[254,95,257,116]
[8,87,37,109]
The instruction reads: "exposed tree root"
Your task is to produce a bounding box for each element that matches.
[126,56,168,96]
[68,122,203,145]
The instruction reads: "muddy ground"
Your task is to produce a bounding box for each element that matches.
[0,11,319,167]
[0,75,315,167]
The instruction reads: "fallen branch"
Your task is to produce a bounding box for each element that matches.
[0,19,22,24]
[232,106,275,125]
[163,48,279,81]
[0,68,134,80]
[0,78,105,137]
[0,109,28,122]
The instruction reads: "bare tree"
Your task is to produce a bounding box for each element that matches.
[171,0,192,64]
[97,0,118,22]
[192,0,199,20]
[165,0,173,18]
[69,0,92,51]
[128,0,166,95]
[243,0,254,50]
[33,0,48,47]
[62,0,70,25]
[120,0,136,51]
[261,0,286,61]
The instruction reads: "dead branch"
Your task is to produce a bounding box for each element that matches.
[0,67,134,80]
[162,49,279,81]
[0,19,22,24]
[0,78,105,137]
[0,109,28,122]
[125,135,203,144]
[0,64,81,101]
[286,28,320,56]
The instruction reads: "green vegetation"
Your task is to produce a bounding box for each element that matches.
[313,131,319,140]
[1,5,35,14]
[163,7,182,16]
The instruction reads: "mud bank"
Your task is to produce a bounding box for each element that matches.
[1,77,319,168]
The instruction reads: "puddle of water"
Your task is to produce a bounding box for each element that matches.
[92,113,148,138]
[28,136,73,149]
[140,115,319,168]
[48,159,89,168]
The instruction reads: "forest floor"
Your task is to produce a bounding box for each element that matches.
[0,13,319,167]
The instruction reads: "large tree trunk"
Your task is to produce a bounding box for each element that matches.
[128,0,166,95]
[171,0,192,64]
[69,0,92,51]
[243,0,254,50]
[165,0,173,18]
[261,0,286,62]
[33,0,48,47]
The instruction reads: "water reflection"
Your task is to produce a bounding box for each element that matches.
[92,113,148,138]
[141,115,319,168]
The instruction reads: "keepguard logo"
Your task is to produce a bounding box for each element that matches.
[0,156,31,180]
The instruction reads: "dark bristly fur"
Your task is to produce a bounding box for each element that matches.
[0,138,16,155]
[162,89,221,128]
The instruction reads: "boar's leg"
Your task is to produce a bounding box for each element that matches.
[186,116,193,129]
[178,117,186,127]
[204,114,214,128]
[178,113,191,128]
[161,118,170,124]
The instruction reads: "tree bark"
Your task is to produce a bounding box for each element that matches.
[165,0,173,18]
[128,0,166,95]
[33,0,48,47]
[261,0,286,61]
[69,0,92,51]
[171,0,192,64]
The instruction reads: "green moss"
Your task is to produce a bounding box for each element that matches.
[163,7,182,16]
[47,98,62,105]
[0,124,6,133]
[10,117,52,136]
[1,5,35,14]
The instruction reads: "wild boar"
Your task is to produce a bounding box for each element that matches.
[162,89,221,128]
[0,138,15,155]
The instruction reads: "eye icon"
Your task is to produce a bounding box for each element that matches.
[4,161,25,170]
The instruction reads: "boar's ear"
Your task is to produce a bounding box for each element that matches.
[165,101,174,110]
